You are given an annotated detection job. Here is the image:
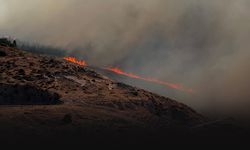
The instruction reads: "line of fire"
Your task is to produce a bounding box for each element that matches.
[63,56,194,93]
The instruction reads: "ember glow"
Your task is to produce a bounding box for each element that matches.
[105,67,194,93]
[64,57,87,66]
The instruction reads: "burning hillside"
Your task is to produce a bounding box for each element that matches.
[0,46,206,142]
[63,56,194,93]
[0,45,248,146]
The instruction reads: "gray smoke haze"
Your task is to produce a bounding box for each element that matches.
[1,0,250,115]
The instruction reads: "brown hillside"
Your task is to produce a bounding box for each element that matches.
[0,45,206,145]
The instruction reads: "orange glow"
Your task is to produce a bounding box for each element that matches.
[105,67,194,93]
[64,56,87,66]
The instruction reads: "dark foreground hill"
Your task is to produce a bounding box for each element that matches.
[0,45,249,147]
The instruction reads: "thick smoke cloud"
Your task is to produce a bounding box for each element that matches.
[1,0,250,115]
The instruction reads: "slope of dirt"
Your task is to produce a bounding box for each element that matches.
[0,45,210,145]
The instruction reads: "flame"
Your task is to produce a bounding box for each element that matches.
[105,67,194,93]
[62,56,194,93]
[64,56,87,66]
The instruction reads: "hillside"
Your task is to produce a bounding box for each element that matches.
[0,45,218,145]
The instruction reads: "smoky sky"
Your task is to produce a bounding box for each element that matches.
[1,0,250,115]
